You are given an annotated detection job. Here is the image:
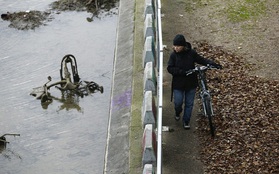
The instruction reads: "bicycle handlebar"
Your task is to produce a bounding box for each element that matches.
[1,134,20,137]
[185,64,220,76]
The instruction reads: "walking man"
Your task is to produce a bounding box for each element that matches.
[167,34,221,129]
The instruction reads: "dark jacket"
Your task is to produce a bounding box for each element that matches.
[167,42,215,91]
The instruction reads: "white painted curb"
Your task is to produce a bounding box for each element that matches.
[142,124,157,166]
[143,61,157,95]
[144,14,155,40]
[142,91,157,128]
[143,164,155,174]
[143,36,156,68]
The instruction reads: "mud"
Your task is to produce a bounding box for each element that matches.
[1,0,117,30]
[1,11,52,30]
[50,0,116,13]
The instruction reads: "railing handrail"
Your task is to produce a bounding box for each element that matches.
[156,0,163,173]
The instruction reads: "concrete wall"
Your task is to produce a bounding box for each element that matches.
[104,0,135,173]
[105,0,159,173]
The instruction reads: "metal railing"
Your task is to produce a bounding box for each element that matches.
[156,0,163,173]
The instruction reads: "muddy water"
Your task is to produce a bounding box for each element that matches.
[0,1,117,174]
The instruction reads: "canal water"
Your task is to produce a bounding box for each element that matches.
[0,1,118,173]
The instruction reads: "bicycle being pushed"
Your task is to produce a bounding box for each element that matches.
[186,64,221,137]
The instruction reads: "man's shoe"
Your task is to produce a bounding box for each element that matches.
[175,115,180,121]
[183,121,190,129]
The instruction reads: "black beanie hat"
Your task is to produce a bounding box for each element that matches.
[173,34,186,46]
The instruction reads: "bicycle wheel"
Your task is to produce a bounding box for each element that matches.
[204,97,215,137]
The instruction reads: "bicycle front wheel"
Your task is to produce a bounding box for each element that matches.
[204,97,215,137]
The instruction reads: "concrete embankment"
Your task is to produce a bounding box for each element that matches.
[105,0,157,173]
[104,0,135,173]
[105,0,204,173]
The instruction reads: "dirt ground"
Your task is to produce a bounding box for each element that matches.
[162,0,278,80]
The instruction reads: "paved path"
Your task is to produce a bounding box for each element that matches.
[161,0,204,173]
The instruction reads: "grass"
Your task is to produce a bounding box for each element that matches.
[183,0,267,22]
[226,0,267,22]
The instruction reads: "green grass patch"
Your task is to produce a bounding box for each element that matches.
[226,0,267,22]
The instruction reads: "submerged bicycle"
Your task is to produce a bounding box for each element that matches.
[186,65,221,137]
[30,54,104,103]
[0,134,20,149]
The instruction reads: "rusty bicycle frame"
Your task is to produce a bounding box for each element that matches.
[30,54,103,103]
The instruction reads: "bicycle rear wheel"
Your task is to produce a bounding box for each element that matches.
[204,97,215,137]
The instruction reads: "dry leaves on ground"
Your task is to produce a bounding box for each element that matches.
[195,42,279,174]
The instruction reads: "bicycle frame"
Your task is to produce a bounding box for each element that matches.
[197,66,214,117]
[30,54,104,104]
[60,54,80,84]
[186,65,219,137]
[0,134,20,147]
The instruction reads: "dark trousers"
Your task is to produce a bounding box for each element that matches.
[173,88,196,123]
